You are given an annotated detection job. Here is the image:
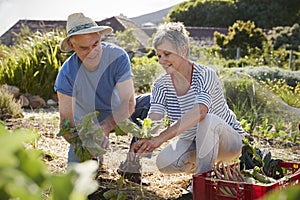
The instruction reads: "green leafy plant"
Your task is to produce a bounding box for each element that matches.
[57,111,170,162]
[0,28,69,99]
[257,118,273,136]
[131,56,163,93]
[115,117,170,139]
[0,121,98,200]
[57,111,106,162]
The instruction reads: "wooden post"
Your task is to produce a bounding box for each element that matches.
[289,49,293,70]
[236,47,241,60]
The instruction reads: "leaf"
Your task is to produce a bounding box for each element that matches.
[115,125,128,136]
[57,118,77,137]
[50,173,77,200]
[115,118,141,137]
[16,149,48,186]
[0,128,39,167]
[4,169,42,200]
[68,160,99,196]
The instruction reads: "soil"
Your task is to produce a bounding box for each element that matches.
[3,107,300,200]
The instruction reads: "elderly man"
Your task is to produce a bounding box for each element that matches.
[54,12,150,184]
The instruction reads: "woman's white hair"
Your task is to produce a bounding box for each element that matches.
[152,22,190,57]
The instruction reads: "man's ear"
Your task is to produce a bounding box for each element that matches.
[67,39,74,50]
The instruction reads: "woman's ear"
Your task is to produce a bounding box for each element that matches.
[180,45,188,57]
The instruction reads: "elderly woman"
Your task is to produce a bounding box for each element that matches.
[132,22,246,175]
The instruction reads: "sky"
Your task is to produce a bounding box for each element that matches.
[0,0,186,36]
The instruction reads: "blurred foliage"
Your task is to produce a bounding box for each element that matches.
[235,0,300,29]
[224,66,300,87]
[184,19,300,69]
[259,78,300,108]
[0,122,99,200]
[221,75,261,133]
[264,185,300,200]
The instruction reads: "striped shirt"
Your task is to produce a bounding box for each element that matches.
[149,63,245,140]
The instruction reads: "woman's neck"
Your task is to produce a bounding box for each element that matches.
[171,61,193,96]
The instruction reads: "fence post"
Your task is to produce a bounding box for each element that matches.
[236,47,241,60]
[289,49,293,70]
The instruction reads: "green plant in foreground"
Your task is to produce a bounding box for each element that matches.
[0,121,98,200]
[57,111,106,162]
[265,184,300,200]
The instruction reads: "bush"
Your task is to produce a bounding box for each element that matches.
[214,20,267,59]
[224,66,300,87]
[131,56,163,93]
[221,67,300,131]
[223,58,252,68]
[221,74,261,133]
[268,23,300,51]
[0,85,23,120]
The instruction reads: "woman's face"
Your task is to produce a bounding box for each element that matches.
[69,32,102,71]
[155,39,185,74]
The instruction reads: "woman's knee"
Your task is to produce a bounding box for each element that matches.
[156,150,196,174]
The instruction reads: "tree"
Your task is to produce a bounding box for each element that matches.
[268,23,300,51]
[167,0,237,27]
[214,20,267,59]
[236,0,300,29]
[168,0,300,29]
[115,29,140,53]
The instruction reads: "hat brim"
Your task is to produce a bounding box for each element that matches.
[60,26,113,52]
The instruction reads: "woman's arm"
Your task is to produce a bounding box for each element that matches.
[133,103,208,155]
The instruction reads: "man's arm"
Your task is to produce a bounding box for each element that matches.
[57,91,75,142]
[100,78,136,136]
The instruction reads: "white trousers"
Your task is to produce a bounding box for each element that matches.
[156,114,244,174]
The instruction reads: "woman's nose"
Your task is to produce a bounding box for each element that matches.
[158,56,166,64]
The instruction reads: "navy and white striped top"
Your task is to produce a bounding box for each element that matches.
[149,63,245,140]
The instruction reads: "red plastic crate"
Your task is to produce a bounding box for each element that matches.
[193,161,300,200]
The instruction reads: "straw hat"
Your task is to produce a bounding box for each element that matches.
[60,13,113,52]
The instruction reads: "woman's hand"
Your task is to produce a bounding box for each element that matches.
[132,136,163,158]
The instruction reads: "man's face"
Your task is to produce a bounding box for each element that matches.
[69,32,102,70]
